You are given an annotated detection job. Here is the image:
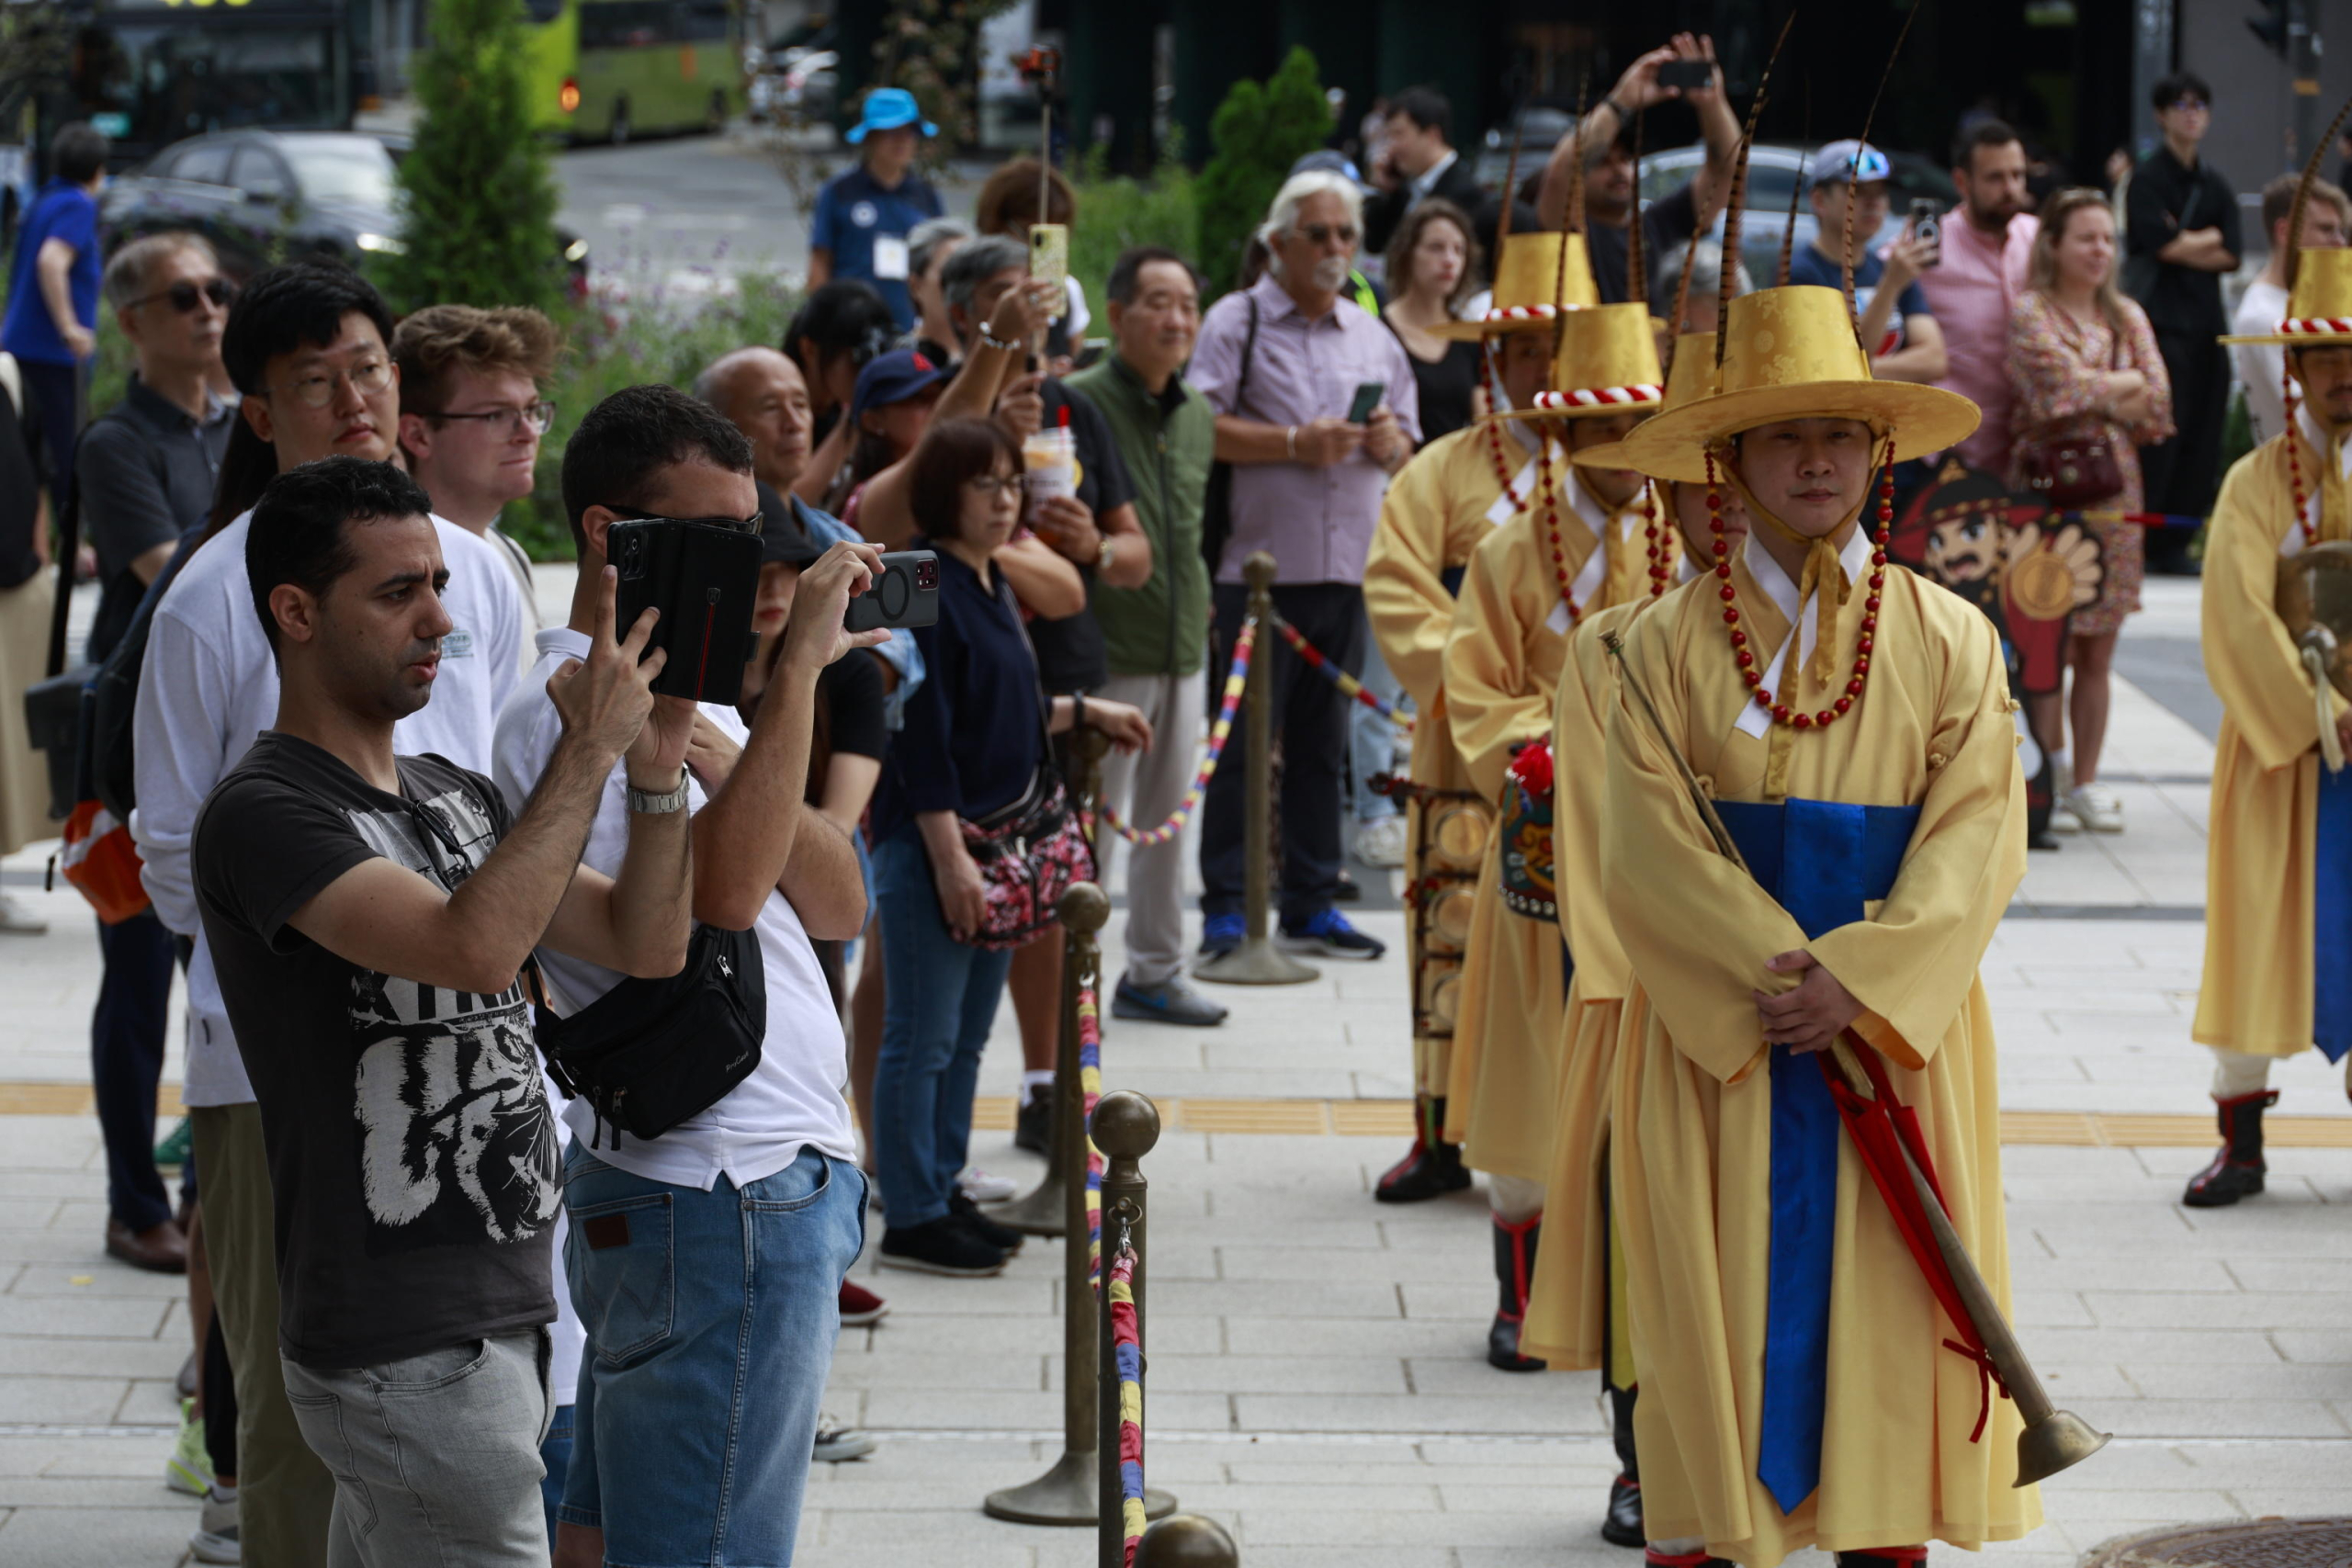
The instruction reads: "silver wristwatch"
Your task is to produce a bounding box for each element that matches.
[626,773,690,815]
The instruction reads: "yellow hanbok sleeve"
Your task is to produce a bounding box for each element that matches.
[1803,606,2027,1071]
[1364,435,1464,712]
[1555,610,1632,997]
[2201,448,2350,773]
[1442,523,1552,803]
[1600,606,1809,1085]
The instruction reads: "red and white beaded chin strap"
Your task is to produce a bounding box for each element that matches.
[1705,434,1894,730]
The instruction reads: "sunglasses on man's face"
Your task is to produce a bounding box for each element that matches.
[128,276,236,314]
[616,510,765,535]
[1298,222,1360,247]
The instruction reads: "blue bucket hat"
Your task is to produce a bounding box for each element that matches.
[850,349,949,426]
[849,87,938,144]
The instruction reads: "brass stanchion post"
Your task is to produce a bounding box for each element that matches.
[1093,1090,1174,1563]
[989,728,1111,1237]
[1195,550,1317,986]
[1136,1516,1240,1567]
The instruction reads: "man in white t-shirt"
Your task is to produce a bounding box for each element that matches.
[129,263,527,1566]
[493,385,879,1568]
[2230,172,2350,445]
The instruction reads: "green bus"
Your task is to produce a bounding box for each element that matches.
[523,0,742,143]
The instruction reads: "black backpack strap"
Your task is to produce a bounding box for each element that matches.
[1235,293,1261,418]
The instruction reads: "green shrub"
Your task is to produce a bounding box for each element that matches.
[380,0,566,314]
[1070,138,1200,338]
[1193,46,1332,300]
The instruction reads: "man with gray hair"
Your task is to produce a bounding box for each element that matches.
[1188,169,1419,963]
[900,215,970,363]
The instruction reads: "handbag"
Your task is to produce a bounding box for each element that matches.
[2017,317,2127,510]
[1200,293,1261,581]
[532,921,765,1148]
[957,767,1093,951]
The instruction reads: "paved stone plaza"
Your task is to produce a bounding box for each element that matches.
[3,577,2348,1566]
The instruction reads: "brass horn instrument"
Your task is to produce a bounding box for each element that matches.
[2278,542,2352,773]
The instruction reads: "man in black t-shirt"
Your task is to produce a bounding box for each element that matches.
[192,457,695,1564]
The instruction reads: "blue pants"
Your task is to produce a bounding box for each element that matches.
[560,1143,864,1566]
[872,824,1013,1228]
[93,910,175,1231]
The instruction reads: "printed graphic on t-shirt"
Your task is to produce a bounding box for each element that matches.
[344,786,559,1255]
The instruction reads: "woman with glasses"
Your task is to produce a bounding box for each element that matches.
[866,418,1149,1277]
[392,305,564,637]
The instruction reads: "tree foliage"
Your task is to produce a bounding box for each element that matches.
[382,0,566,314]
[869,0,1018,170]
[1193,47,1333,299]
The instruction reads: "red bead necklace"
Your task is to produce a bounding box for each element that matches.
[1482,413,1537,517]
[1540,448,1670,627]
[1705,439,1894,731]
[2283,366,2323,547]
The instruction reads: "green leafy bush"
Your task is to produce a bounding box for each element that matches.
[1193,46,1332,299]
[1069,138,1200,337]
[380,0,566,314]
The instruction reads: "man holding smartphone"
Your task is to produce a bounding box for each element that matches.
[1787,141,1948,386]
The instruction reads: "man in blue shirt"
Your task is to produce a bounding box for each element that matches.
[808,88,944,335]
[1787,139,1949,386]
[2,121,109,511]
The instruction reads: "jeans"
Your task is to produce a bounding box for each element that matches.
[280,1330,552,1568]
[561,1142,863,1565]
[1199,581,1364,924]
[1349,633,1401,824]
[1096,670,1206,987]
[872,824,1013,1226]
[92,909,175,1230]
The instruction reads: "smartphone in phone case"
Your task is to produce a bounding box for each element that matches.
[843,550,942,634]
[608,519,762,705]
[1657,58,1713,91]
[1347,380,1385,424]
[1029,223,1069,301]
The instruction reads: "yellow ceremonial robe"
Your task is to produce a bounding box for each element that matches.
[2193,428,2352,1056]
[1441,470,1668,1179]
[1365,425,1537,1097]
[1605,551,2037,1567]
[1521,597,1647,1371]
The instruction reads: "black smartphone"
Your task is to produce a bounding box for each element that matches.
[1910,197,1941,264]
[1347,380,1385,424]
[608,519,762,705]
[1657,59,1714,91]
[844,549,942,633]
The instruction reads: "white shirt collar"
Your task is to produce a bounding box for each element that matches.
[1411,149,1459,199]
[1733,525,1873,739]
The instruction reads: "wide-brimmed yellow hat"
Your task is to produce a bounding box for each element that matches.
[1573,331,1718,468]
[2220,247,2352,346]
[1613,286,1981,482]
[1431,232,1600,341]
[1480,301,1664,424]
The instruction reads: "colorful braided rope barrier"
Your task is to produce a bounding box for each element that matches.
[1096,616,1257,846]
[1078,982,1105,1287]
[1108,1242,1147,1566]
[1270,615,1415,730]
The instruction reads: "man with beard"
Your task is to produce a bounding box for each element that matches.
[191,457,695,1563]
[1918,122,2040,479]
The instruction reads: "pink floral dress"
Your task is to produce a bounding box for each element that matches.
[2005,291,2174,637]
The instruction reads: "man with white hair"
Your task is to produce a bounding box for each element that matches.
[1189,170,1420,961]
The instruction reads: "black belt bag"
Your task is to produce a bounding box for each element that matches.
[533,922,765,1148]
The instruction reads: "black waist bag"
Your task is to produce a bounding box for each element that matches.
[534,922,765,1148]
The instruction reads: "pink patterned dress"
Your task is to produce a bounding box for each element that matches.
[2006,291,2174,637]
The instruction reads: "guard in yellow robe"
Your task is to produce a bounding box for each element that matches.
[2194,256,2352,1205]
[1604,284,2040,1568]
[1521,331,1741,1549]
[1442,299,1673,1371]
[1363,231,1592,1201]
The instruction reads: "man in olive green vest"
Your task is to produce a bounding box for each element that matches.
[1067,247,1226,1027]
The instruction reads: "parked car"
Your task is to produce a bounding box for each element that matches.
[99,130,590,289]
[750,17,836,130]
[1473,107,1577,200]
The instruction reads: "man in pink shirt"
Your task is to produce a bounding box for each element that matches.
[1917,120,2039,477]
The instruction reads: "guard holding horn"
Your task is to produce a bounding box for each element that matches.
[1521,325,1743,1549]
[1440,292,1675,1373]
[1603,280,2041,1568]
[1363,228,1594,1202]
[2196,242,2352,1205]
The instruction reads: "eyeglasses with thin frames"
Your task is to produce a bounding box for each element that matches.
[425,401,556,436]
[266,356,395,410]
[125,276,235,314]
[967,474,1027,498]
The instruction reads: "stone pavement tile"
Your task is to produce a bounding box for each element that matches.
[1234,1551,1459,1568]
[1236,1508,1590,1547]
[825,1348,1046,1391]
[0,1295,169,1340]
[0,1377,135,1424]
[847,1270,1056,1316]
[1215,1246,1430,1282]
[791,1547,1048,1568]
[2008,1291,2097,1327]
[3,1435,176,1480]
[2274,1331,2352,1362]
[2063,1397,2347,1437]
[2017,1362,2139,1400]
[1148,1216,1393,1250]
[1095,1353,1408,1396]
[1225,1318,1493,1357]
[0,1122,99,1171]
[0,1505,191,1568]
[2008,1255,2233,1292]
[2220,1487,2352,1514]
[2086,1291,2350,1328]
[2125,1361,2352,1400]
[1397,1283,1502,1321]
[0,1201,61,1231]
[876,1310,1223,1358]
[1402,1362,1607,1400]
[1232,1395,1606,1436]
[2224,1257,2352,1292]
[8,1264,187,1301]
[2006,1325,2286,1363]
[1150,1280,1403,1318]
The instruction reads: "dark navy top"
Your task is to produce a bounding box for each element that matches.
[809,164,944,333]
[870,542,1046,843]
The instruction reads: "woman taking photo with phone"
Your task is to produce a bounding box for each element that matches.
[867,418,1150,1278]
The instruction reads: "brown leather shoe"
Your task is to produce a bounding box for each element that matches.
[106,1217,188,1274]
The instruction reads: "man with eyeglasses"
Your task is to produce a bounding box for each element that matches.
[2124,72,2241,535]
[394,304,563,636]
[130,261,525,1568]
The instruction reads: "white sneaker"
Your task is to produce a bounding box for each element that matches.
[0,893,47,935]
[813,1413,877,1462]
[1353,814,1408,869]
[190,1483,240,1563]
[957,1168,1018,1203]
[2047,797,2082,834]
[2068,784,2124,834]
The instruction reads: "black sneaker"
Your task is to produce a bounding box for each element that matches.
[950,1191,1026,1253]
[877,1215,1010,1277]
[1014,1089,1053,1154]
[1278,908,1386,959]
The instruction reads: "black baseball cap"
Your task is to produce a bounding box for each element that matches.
[756,480,828,568]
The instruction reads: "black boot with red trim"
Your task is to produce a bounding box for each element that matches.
[1644,1548,1736,1568]
[2183,1089,2278,1208]
[1602,1382,1644,1546]
[1375,1097,1471,1202]
[1487,1213,1546,1371]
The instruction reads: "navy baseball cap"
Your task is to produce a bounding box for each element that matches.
[849,349,949,427]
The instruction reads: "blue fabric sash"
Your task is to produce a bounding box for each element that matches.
[1713,798,1922,1516]
[2317,765,2352,1065]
